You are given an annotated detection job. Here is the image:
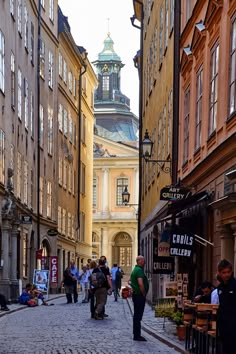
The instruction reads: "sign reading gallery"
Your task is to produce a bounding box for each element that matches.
[170,231,194,257]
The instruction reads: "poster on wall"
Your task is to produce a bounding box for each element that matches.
[163,281,177,298]
[33,269,49,294]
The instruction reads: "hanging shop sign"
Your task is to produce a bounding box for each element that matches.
[50,256,58,284]
[153,238,174,274]
[170,231,194,257]
[47,229,58,237]
[21,215,32,224]
[160,186,191,201]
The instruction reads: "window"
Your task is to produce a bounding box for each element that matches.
[49,0,54,21]
[63,60,67,84]
[17,152,21,198]
[10,144,14,189]
[93,177,97,208]
[81,163,85,195]
[68,71,73,92]
[68,212,72,237]
[11,52,15,108]
[48,106,53,155]
[23,161,28,204]
[82,76,87,93]
[22,232,28,277]
[48,50,53,88]
[71,215,75,239]
[62,208,66,235]
[58,206,62,233]
[73,122,77,146]
[79,212,85,242]
[29,169,33,208]
[164,0,168,50]
[24,78,29,129]
[58,104,63,132]
[18,0,22,34]
[229,17,236,115]
[30,22,34,64]
[40,0,45,8]
[81,114,86,144]
[39,104,44,147]
[63,159,67,189]
[39,176,43,215]
[183,87,190,162]
[47,181,52,218]
[73,77,76,97]
[10,0,15,17]
[170,0,174,31]
[0,31,5,93]
[18,68,22,120]
[159,6,164,65]
[209,43,219,135]
[59,53,62,77]
[69,114,73,143]
[58,157,63,185]
[24,6,28,50]
[68,164,72,193]
[0,130,5,185]
[102,76,109,99]
[64,109,68,137]
[40,40,45,79]
[116,178,128,206]
[195,67,203,150]
[30,91,34,137]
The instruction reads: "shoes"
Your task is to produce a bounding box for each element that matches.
[114,298,117,302]
[103,313,108,317]
[1,307,10,311]
[133,336,147,341]
[94,312,103,320]
[82,300,88,303]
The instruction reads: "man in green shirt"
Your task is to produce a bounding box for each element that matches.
[130,255,149,341]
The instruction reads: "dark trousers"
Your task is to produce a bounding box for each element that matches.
[132,294,146,338]
[0,294,7,308]
[90,291,95,317]
[72,280,78,303]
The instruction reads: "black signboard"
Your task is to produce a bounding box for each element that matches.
[160,186,191,201]
[153,238,174,274]
[21,215,32,224]
[47,229,58,237]
[170,231,194,257]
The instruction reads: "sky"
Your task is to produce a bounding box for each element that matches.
[58,0,140,116]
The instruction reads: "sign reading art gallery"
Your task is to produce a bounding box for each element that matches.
[170,231,194,257]
[160,186,191,201]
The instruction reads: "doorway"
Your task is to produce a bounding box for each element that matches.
[113,232,132,275]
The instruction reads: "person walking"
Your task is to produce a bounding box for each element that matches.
[79,265,89,303]
[88,260,97,318]
[130,255,149,341]
[111,263,122,301]
[217,259,236,354]
[61,267,74,304]
[69,259,79,303]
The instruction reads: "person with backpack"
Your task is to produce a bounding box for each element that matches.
[91,258,112,320]
[111,263,123,301]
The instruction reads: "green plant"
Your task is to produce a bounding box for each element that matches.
[171,311,184,326]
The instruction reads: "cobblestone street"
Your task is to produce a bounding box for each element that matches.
[0,295,180,354]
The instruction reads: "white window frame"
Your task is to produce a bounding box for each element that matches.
[0,31,5,93]
[48,50,53,89]
[0,130,5,185]
[23,160,28,205]
[18,68,22,120]
[18,0,22,34]
[24,78,29,129]
[48,106,53,155]
[47,181,52,218]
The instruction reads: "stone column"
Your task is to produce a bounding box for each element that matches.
[102,227,109,263]
[1,217,11,281]
[220,225,234,263]
[102,168,109,216]
[11,222,19,282]
[231,223,236,276]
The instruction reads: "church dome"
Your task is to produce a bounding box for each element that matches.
[97,33,121,62]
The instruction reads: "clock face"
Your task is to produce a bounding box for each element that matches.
[102,64,109,72]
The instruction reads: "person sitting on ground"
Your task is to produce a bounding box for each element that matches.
[0,293,10,311]
[18,283,33,305]
[193,281,215,303]
[31,284,48,305]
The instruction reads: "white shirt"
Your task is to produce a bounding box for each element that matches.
[211,288,219,304]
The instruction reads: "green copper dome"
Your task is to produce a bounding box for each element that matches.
[98,33,121,62]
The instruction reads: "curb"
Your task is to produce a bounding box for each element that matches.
[126,298,188,354]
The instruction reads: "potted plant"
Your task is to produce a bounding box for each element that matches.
[172,311,185,340]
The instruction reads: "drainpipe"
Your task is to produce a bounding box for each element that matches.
[36,0,42,256]
[172,0,181,186]
[77,55,87,234]
[131,0,143,255]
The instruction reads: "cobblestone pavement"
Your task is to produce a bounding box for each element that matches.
[0,294,180,354]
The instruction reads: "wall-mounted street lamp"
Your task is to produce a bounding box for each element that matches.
[122,186,139,207]
[141,129,172,174]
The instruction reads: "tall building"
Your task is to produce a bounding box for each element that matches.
[92,34,139,272]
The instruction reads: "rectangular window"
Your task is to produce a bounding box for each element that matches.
[10,144,14,189]
[164,0,168,49]
[68,164,72,193]
[10,0,15,17]
[40,0,45,8]
[0,30,5,93]
[229,18,236,115]
[59,157,63,186]
[71,215,75,239]
[23,161,28,204]
[93,177,97,208]
[30,91,34,137]
[209,43,219,135]
[59,53,62,77]
[69,114,73,143]
[68,212,72,237]
[40,40,45,79]
[81,163,85,195]
[11,52,15,108]
[58,104,63,132]
[0,130,5,185]
[24,78,29,129]
[63,159,67,189]
[48,106,53,155]
[18,68,22,120]
[116,178,128,206]
[17,152,21,198]
[159,6,164,65]
[24,6,28,50]
[29,169,33,208]
[39,176,43,215]
[81,114,86,144]
[30,22,34,64]
[183,87,190,162]
[62,208,66,235]
[47,181,52,218]
[63,60,67,84]
[18,0,22,34]
[64,109,68,137]
[22,232,28,277]
[170,0,174,30]
[102,76,109,99]
[79,212,85,242]
[40,104,44,147]
[195,67,203,150]
[48,50,53,89]
[58,206,62,233]
[49,0,54,21]
[73,77,76,97]
[68,71,73,92]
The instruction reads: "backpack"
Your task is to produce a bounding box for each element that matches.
[90,268,106,288]
[116,269,123,281]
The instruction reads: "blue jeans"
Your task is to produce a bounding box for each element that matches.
[112,280,118,300]
[132,294,146,338]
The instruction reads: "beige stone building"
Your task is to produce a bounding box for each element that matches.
[93,135,138,274]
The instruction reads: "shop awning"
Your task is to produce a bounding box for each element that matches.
[168,190,212,215]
